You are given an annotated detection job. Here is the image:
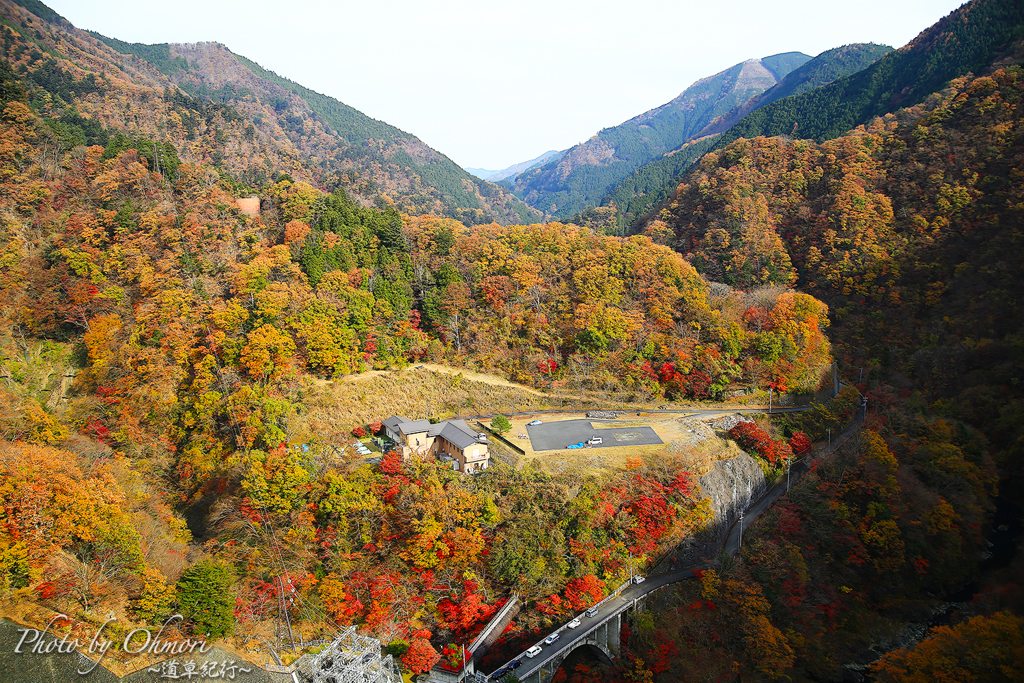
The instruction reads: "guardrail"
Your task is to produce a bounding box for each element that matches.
[468,593,521,656]
[486,578,636,680]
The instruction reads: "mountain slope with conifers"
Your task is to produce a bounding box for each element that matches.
[695,43,893,139]
[2,0,538,225]
[607,0,1024,235]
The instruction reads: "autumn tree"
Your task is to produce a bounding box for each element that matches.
[402,637,440,673]
[872,612,1024,683]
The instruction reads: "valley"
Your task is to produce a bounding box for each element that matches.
[0,0,1021,681]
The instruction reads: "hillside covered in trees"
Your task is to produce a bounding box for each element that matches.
[602,0,1024,234]
[592,5,1024,682]
[0,0,1021,681]
[0,0,840,676]
[0,0,537,226]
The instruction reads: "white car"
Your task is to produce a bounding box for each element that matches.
[543,632,560,645]
[527,419,542,426]
[526,645,543,658]
[634,575,646,584]
[589,436,603,445]
[567,618,581,629]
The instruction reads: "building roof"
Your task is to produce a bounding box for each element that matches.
[435,420,488,451]
[427,418,471,438]
[398,419,433,436]
[382,416,409,432]
[384,415,489,452]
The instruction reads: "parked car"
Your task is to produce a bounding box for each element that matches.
[634,575,646,584]
[588,436,603,445]
[509,660,521,669]
[586,607,599,618]
[526,645,543,658]
[567,618,581,629]
[544,632,560,645]
[527,419,542,426]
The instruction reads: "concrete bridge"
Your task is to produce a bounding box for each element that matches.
[487,402,866,683]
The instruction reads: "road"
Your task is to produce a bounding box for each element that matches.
[487,404,865,682]
[464,405,811,422]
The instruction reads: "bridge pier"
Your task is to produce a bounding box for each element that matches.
[515,609,625,683]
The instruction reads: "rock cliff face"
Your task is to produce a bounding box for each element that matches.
[700,453,766,540]
[669,452,766,568]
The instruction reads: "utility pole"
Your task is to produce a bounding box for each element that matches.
[768,388,772,414]
[281,576,295,651]
[738,509,744,548]
[786,457,791,492]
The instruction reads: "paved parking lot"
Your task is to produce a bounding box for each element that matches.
[526,419,664,452]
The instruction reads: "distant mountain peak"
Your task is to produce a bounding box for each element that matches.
[512,52,811,219]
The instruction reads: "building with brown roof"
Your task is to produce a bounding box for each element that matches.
[382,415,491,474]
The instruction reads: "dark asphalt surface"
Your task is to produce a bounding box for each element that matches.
[525,419,663,452]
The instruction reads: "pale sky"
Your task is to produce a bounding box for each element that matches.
[45,0,966,171]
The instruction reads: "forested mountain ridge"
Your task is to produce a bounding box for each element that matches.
[603,9,1024,681]
[0,0,538,225]
[0,0,1020,680]
[510,52,811,219]
[655,59,1024,438]
[608,0,1024,235]
[0,1,838,672]
[695,43,893,139]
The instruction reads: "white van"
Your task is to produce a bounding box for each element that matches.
[526,645,543,658]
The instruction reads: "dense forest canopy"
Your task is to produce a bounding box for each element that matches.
[602,0,1024,235]
[0,0,1021,681]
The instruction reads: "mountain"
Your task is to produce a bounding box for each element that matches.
[466,150,562,182]
[510,52,812,219]
[695,43,893,139]
[609,0,1024,234]
[0,0,539,225]
[1,0,1021,679]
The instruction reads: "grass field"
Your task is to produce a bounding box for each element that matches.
[297,363,758,476]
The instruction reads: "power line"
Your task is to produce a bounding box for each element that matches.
[171,203,344,650]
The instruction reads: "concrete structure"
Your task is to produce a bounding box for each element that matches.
[382,416,491,474]
[489,586,638,683]
[298,626,401,683]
